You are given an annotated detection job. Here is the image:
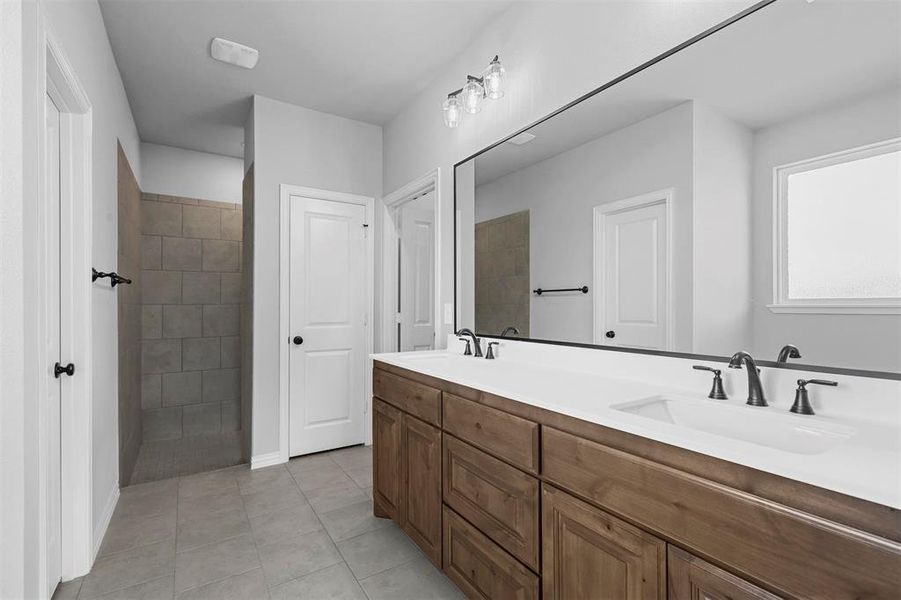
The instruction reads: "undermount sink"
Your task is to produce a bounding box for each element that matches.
[611,395,857,455]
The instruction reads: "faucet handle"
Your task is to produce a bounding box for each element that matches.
[457,338,472,356]
[790,379,838,415]
[693,365,728,400]
[485,342,499,360]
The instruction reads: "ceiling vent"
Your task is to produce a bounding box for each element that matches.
[210,37,259,69]
[507,132,536,146]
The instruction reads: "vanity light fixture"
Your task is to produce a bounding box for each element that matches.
[442,55,505,127]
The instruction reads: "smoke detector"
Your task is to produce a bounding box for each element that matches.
[210,37,259,69]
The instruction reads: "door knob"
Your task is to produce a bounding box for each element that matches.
[292,336,304,345]
[54,362,75,378]
[605,331,615,339]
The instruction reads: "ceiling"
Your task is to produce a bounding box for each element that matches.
[99,0,512,158]
[475,0,901,186]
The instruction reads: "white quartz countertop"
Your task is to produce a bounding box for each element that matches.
[372,349,901,509]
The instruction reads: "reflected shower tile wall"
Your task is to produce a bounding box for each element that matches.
[474,210,530,337]
[140,193,243,442]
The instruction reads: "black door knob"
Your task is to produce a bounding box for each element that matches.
[605,331,615,339]
[54,362,75,378]
[292,336,304,345]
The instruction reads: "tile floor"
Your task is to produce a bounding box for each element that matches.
[129,431,244,485]
[54,445,463,600]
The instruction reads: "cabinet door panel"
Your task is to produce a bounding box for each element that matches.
[373,398,403,521]
[444,506,539,600]
[402,414,442,565]
[542,484,665,600]
[669,546,782,600]
[443,434,540,570]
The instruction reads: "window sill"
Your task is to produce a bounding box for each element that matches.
[766,303,901,315]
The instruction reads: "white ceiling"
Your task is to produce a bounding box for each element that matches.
[475,0,901,186]
[99,0,512,158]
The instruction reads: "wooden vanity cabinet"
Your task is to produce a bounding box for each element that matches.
[372,398,402,521]
[542,484,666,600]
[668,546,781,600]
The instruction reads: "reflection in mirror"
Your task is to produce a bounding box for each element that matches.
[394,190,436,352]
[455,0,901,373]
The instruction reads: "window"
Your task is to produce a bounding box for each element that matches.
[771,139,901,314]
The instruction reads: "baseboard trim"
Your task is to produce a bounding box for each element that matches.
[92,484,119,560]
[251,451,284,470]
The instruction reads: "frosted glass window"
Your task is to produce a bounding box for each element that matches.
[783,147,901,301]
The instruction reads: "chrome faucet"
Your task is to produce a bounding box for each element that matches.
[728,351,767,407]
[776,344,802,363]
[501,326,519,337]
[455,328,482,357]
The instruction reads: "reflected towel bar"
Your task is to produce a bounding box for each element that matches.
[533,286,588,296]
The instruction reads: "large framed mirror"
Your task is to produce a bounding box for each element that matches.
[455,0,901,377]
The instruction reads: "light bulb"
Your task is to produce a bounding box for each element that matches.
[442,95,463,128]
[461,78,484,114]
[483,57,505,100]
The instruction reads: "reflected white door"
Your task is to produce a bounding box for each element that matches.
[599,200,668,350]
[289,195,367,456]
[45,93,63,594]
[398,194,435,351]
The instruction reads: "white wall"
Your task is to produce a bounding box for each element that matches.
[750,88,901,372]
[474,103,694,347]
[383,0,759,348]
[692,103,753,356]
[141,142,244,203]
[43,0,143,563]
[251,95,382,460]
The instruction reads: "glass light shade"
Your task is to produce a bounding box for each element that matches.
[461,78,484,114]
[442,95,463,128]
[484,59,505,100]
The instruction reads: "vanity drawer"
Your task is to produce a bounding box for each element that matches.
[542,427,901,599]
[373,368,441,426]
[443,506,539,600]
[443,434,540,570]
[443,393,539,473]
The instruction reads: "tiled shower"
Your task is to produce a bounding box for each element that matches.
[128,192,245,483]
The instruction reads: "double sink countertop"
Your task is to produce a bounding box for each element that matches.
[372,349,901,510]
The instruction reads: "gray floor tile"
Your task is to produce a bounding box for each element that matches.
[234,465,291,493]
[286,453,338,476]
[238,469,297,498]
[116,479,179,520]
[269,563,366,600]
[291,464,354,493]
[98,511,177,557]
[175,567,268,600]
[329,446,372,472]
[337,524,422,580]
[343,466,372,489]
[177,490,245,524]
[178,470,239,501]
[302,481,368,514]
[241,482,306,519]
[257,529,342,588]
[78,539,175,599]
[359,556,464,600]
[173,534,260,593]
[248,503,322,547]
[318,500,390,542]
[51,577,82,600]
[175,507,250,553]
[94,574,174,600]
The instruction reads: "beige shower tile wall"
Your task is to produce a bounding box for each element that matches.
[475,210,530,336]
[140,193,243,441]
[117,143,143,486]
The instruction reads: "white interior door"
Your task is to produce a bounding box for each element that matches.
[600,201,668,349]
[44,92,63,595]
[398,193,435,351]
[289,195,367,456]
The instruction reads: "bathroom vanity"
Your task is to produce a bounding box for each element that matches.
[371,347,900,599]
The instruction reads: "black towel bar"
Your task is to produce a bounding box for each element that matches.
[92,268,132,288]
[533,286,588,296]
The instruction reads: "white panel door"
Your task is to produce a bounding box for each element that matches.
[602,202,668,349]
[398,196,435,351]
[289,195,366,456]
[45,93,63,594]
